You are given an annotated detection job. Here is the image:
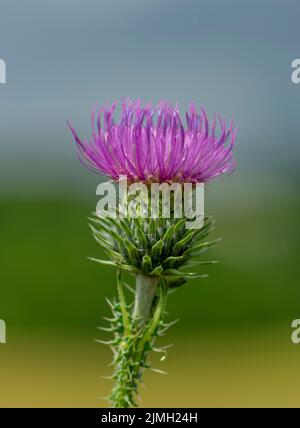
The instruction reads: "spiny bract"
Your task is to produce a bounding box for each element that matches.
[89,215,218,287]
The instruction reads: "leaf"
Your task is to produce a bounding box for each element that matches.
[184,238,221,256]
[142,254,152,272]
[173,230,195,252]
[151,239,163,260]
[168,278,186,288]
[173,218,186,233]
[149,265,163,276]
[183,260,219,267]
[87,257,117,267]
[119,263,139,274]
[133,219,148,249]
[162,255,186,268]
[119,218,133,238]
[163,268,184,277]
[163,268,208,280]
[124,239,140,261]
[162,224,175,250]
[149,219,157,240]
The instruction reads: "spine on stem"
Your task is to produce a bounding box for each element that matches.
[106,271,168,408]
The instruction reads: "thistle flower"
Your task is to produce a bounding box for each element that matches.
[68,99,236,184]
[68,99,237,408]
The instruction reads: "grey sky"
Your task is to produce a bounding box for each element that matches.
[0,0,299,192]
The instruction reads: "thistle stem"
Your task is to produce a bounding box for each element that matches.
[109,275,167,408]
[132,274,159,327]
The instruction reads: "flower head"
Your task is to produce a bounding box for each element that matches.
[68,99,237,183]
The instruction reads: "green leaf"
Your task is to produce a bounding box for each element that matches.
[142,254,152,272]
[119,218,134,238]
[124,239,140,261]
[149,219,157,240]
[173,230,195,252]
[162,255,186,268]
[151,239,163,260]
[168,278,186,288]
[162,224,175,251]
[87,257,117,267]
[163,268,184,277]
[184,238,221,256]
[119,263,139,274]
[184,260,219,267]
[149,265,163,276]
[174,218,186,234]
[133,219,148,249]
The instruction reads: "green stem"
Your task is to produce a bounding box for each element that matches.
[109,275,167,408]
[117,268,130,336]
[132,274,159,327]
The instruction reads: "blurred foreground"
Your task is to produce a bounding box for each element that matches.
[1,326,300,408]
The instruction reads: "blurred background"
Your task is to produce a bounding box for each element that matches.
[1,0,300,407]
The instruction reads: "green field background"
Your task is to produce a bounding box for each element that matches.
[1,174,300,407]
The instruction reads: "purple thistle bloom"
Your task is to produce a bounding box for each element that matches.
[68,99,237,183]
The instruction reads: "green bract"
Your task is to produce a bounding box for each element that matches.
[89,215,218,287]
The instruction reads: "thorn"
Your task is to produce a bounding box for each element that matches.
[151,368,168,375]
[97,326,114,332]
[110,347,117,355]
[167,288,178,295]
[167,318,180,327]
[95,339,115,345]
[105,297,114,309]
[139,381,149,391]
[103,316,117,322]
[101,375,113,380]
[96,396,109,401]
[159,319,179,334]
[124,282,135,294]
[154,343,174,351]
